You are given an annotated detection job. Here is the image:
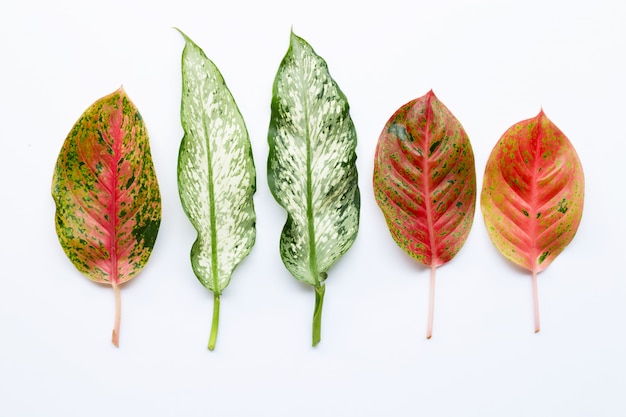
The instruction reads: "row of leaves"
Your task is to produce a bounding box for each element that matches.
[52,29,584,349]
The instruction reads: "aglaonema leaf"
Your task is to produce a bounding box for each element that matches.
[176,30,256,350]
[52,87,161,347]
[373,90,476,339]
[268,30,360,346]
[481,110,584,332]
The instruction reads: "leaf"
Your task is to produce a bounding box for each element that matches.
[481,110,584,332]
[373,90,476,339]
[268,30,360,346]
[52,87,161,347]
[176,30,256,350]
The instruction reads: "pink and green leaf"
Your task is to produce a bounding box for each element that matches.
[481,110,584,332]
[373,90,476,338]
[52,87,161,346]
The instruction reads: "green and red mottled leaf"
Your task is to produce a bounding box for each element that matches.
[52,87,161,346]
[268,31,360,346]
[373,90,476,338]
[176,30,256,351]
[481,110,584,332]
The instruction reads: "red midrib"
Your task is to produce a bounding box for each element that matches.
[107,103,122,285]
[422,93,438,267]
[528,120,542,273]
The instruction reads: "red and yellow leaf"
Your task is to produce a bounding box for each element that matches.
[481,110,584,332]
[52,87,161,346]
[373,90,476,338]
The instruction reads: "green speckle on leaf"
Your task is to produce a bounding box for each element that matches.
[557,198,568,214]
[522,210,529,217]
[132,217,161,251]
[429,140,441,156]
[539,251,549,264]
[125,175,135,189]
[388,124,410,142]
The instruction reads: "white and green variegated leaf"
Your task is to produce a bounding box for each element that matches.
[177,29,256,350]
[268,31,360,346]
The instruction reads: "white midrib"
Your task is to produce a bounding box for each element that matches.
[299,63,320,287]
[202,112,219,293]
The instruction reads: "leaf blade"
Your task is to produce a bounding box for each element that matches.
[52,87,161,284]
[480,110,584,273]
[177,30,256,296]
[373,90,476,267]
[268,31,360,287]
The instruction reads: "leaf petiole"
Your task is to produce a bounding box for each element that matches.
[426,266,436,339]
[112,281,121,347]
[312,284,326,347]
[208,293,221,351]
[532,270,540,333]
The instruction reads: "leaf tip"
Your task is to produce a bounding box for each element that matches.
[424,89,439,106]
[537,107,548,120]
[289,27,301,44]
[289,28,310,51]
[174,27,189,42]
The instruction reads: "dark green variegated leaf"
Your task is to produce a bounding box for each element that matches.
[176,30,256,350]
[52,87,161,346]
[268,31,360,346]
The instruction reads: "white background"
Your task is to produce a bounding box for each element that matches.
[1,0,625,416]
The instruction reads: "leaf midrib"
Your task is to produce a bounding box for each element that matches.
[297,42,320,287]
[529,122,541,273]
[202,111,220,293]
[422,96,438,267]
[107,100,122,285]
